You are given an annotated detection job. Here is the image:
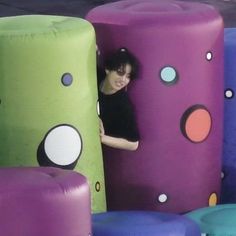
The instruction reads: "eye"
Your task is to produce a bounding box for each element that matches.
[126,74,131,79]
[116,70,125,76]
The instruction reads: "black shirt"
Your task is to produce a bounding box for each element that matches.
[98,88,140,142]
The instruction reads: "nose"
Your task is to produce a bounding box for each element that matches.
[121,75,126,81]
[120,74,128,82]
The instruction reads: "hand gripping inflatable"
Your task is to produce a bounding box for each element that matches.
[87,0,224,213]
[0,15,106,212]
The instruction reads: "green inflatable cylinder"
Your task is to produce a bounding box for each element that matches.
[0,15,106,213]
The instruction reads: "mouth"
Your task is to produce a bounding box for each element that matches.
[115,82,124,87]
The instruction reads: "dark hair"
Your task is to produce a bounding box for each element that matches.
[104,48,139,80]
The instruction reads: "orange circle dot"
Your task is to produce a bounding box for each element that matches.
[209,193,217,206]
[185,107,211,142]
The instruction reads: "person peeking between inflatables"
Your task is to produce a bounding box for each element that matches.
[97,47,140,151]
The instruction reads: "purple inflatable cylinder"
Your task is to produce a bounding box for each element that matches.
[0,167,91,236]
[92,211,201,236]
[87,0,224,213]
[221,28,236,203]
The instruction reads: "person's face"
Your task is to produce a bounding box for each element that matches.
[105,64,132,92]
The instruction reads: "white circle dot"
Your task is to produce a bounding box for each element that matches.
[225,89,233,98]
[97,100,100,116]
[206,52,213,61]
[158,194,168,203]
[96,44,100,56]
[44,125,82,166]
[221,172,225,179]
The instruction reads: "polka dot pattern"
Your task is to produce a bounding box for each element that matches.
[61,73,73,86]
[160,66,178,85]
[209,193,217,206]
[158,194,168,203]
[206,51,213,61]
[225,88,234,99]
[181,105,212,143]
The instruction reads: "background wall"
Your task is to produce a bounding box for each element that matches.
[0,0,235,27]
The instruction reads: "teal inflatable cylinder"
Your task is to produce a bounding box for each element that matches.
[186,204,236,235]
[0,15,106,213]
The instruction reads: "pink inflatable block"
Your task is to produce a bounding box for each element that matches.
[87,0,224,213]
[0,167,91,236]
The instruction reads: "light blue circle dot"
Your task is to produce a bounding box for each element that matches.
[160,66,177,83]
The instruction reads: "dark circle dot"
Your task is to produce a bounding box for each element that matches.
[95,181,101,192]
[61,73,73,86]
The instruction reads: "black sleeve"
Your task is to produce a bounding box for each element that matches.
[121,95,140,142]
[97,66,106,88]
